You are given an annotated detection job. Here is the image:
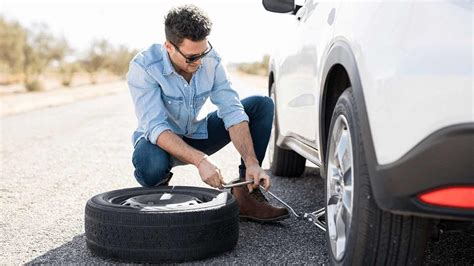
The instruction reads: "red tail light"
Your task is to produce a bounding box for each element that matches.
[418,186,474,209]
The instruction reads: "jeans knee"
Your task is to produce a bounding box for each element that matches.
[132,140,170,187]
[261,96,275,117]
[243,95,274,119]
[255,96,274,122]
[134,162,169,187]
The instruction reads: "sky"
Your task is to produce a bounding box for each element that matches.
[1,0,296,63]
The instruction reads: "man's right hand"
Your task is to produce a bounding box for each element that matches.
[196,156,225,188]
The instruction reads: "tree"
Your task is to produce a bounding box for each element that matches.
[80,39,111,84]
[59,61,80,87]
[23,23,69,91]
[106,45,137,78]
[0,16,27,81]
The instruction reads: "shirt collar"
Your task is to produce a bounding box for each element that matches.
[161,46,174,76]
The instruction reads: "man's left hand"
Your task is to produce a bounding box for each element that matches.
[245,164,271,192]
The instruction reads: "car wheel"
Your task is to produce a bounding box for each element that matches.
[268,82,306,177]
[85,186,239,263]
[325,88,431,265]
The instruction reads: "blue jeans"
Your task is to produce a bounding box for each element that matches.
[132,95,275,187]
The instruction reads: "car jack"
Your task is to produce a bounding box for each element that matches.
[222,180,327,232]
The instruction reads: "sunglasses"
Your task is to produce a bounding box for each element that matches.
[169,40,213,64]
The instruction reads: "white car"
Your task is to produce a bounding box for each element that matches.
[262,0,473,264]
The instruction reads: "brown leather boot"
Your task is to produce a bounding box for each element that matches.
[231,186,290,222]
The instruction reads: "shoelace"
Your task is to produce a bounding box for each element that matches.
[250,187,268,203]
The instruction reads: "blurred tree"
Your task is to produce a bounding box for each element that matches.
[54,36,76,87]
[23,23,69,91]
[60,61,80,87]
[80,39,111,84]
[0,16,27,82]
[1,17,139,90]
[106,45,137,78]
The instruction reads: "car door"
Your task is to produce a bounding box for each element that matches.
[276,0,340,149]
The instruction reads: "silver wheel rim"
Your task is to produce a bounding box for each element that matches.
[120,193,203,209]
[114,192,228,212]
[268,85,276,165]
[327,114,354,260]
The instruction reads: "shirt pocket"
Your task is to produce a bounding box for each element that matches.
[162,93,184,121]
[194,90,211,109]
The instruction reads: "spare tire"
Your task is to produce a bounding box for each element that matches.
[85,186,239,263]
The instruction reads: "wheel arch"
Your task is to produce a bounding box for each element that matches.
[320,64,351,166]
[318,40,377,181]
[268,71,275,96]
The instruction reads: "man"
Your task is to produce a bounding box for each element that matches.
[128,4,289,222]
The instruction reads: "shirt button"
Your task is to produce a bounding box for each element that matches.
[168,101,171,104]
[184,84,188,87]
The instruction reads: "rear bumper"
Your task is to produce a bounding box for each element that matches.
[370,123,474,220]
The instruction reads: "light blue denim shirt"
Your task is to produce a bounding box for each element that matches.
[127,43,249,147]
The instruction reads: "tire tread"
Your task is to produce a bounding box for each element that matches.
[271,145,306,177]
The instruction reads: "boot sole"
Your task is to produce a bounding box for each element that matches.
[239,213,290,223]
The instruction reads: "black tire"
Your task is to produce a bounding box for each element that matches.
[325,88,431,265]
[268,82,306,177]
[85,186,239,263]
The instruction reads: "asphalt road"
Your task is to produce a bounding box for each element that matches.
[1,78,472,264]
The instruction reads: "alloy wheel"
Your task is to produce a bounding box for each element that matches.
[326,114,354,260]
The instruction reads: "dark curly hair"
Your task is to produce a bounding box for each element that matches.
[164,5,212,45]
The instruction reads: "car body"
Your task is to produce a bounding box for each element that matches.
[263,0,473,264]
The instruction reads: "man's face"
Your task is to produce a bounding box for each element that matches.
[165,38,209,74]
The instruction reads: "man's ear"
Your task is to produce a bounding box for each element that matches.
[164,41,173,54]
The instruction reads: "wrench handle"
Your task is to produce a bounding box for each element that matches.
[221,179,254,188]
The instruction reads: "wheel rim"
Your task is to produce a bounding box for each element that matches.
[268,85,276,166]
[120,193,203,209]
[110,191,229,212]
[326,114,354,260]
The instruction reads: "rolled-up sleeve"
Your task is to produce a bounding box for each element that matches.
[127,61,171,145]
[210,60,249,130]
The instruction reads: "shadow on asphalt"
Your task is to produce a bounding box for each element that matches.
[26,234,107,265]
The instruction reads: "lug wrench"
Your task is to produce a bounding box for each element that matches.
[222,180,327,232]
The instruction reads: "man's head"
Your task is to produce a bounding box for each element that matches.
[164,5,212,74]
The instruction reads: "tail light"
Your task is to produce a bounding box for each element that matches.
[418,186,474,209]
